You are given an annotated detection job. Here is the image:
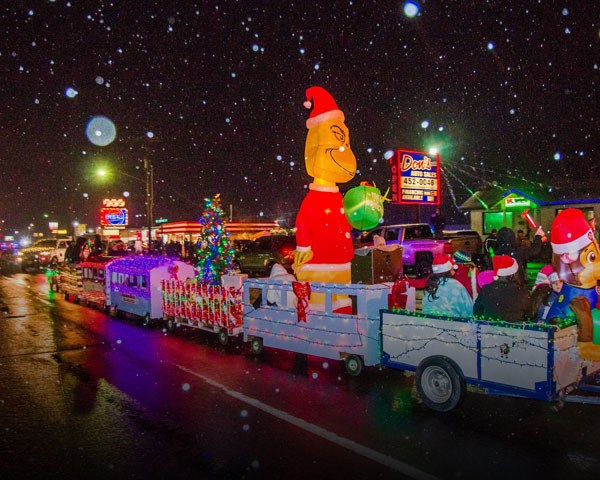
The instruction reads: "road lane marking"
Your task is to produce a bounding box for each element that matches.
[173,363,439,480]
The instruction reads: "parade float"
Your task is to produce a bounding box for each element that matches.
[79,257,116,309]
[105,256,195,321]
[50,87,600,412]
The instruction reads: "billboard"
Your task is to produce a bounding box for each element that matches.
[100,207,128,226]
[103,198,126,208]
[390,150,440,205]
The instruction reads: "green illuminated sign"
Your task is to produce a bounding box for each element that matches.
[155,218,169,224]
[504,196,531,208]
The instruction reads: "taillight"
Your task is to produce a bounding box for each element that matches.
[444,242,453,254]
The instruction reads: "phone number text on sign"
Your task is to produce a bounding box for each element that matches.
[401,177,437,188]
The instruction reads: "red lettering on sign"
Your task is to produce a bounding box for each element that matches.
[400,154,432,172]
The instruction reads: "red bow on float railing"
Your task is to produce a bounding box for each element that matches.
[292,281,311,323]
[168,265,179,280]
[388,278,410,310]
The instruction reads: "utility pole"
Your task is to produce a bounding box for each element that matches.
[144,158,154,242]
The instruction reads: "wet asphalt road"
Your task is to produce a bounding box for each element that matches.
[1,267,600,480]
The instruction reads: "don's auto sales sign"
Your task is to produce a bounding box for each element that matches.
[390,150,440,205]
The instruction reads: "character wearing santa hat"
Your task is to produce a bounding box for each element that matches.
[294,87,357,313]
[422,254,473,318]
[473,255,531,323]
[547,209,600,353]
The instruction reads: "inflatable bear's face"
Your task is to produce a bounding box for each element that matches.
[578,239,600,289]
[305,118,356,184]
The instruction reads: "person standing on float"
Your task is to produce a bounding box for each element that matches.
[294,86,356,314]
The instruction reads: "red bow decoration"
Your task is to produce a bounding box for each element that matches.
[168,265,179,280]
[292,281,311,323]
[388,278,409,310]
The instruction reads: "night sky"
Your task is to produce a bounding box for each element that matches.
[1,1,599,235]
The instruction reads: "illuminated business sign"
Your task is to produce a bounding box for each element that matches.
[100,208,128,226]
[48,222,59,232]
[504,196,531,208]
[103,198,126,208]
[390,150,440,205]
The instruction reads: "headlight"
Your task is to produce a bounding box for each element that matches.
[17,252,23,257]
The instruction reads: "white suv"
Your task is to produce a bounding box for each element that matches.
[17,238,70,271]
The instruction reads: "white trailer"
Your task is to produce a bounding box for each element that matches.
[380,310,600,411]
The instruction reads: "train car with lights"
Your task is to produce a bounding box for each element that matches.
[379,309,600,411]
[105,256,196,322]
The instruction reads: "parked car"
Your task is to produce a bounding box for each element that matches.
[234,235,296,276]
[17,238,70,271]
[356,224,450,278]
[442,229,483,256]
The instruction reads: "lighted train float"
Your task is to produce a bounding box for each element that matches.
[52,256,600,411]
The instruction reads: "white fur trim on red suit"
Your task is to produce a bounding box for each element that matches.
[306,110,345,128]
[309,183,339,193]
[296,245,311,252]
[308,297,352,313]
[551,229,593,254]
[298,262,351,272]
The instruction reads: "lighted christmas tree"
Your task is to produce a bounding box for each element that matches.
[196,194,235,284]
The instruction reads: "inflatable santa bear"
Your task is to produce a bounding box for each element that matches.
[294,86,357,313]
[547,208,600,358]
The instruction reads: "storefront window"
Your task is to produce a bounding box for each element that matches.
[484,212,512,234]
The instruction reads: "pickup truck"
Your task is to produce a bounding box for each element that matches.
[442,229,482,256]
[355,223,449,277]
[17,238,70,271]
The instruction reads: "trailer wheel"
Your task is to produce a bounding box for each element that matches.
[416,357,465,412]
[250,337,263,355]
[344,355,364,377]
[218,329,229,346]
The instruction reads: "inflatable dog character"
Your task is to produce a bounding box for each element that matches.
[547,209,600,359]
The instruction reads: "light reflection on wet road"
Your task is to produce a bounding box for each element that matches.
[1,271,599,479]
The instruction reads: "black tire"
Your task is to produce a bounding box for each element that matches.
[416,357,465,412]
[415,261,432,279]
[21,264,29,273]
[250,337,263,355]
[344,355,364,377]
[218,328,229,346]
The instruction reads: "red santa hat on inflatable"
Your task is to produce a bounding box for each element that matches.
[493,255,518,280]
[431,254,458,274]
[550,208,594,256]
[304,86,345,129]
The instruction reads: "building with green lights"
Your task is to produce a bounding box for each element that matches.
[460,184,600,239]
